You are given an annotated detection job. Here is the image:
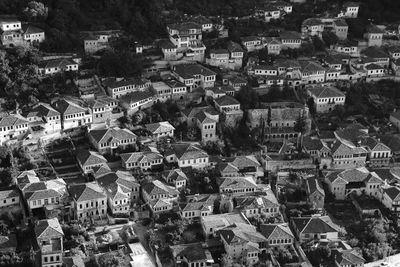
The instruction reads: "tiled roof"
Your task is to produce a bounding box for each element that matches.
[168,143,208,161]
[202,212,250,231]
[306,177,325,196]
[168,22,201,32]
[52,99,86,115]
[145,121,175,135]
[21,24,44,34]
[218,176,258,190]
[227,41,244,53]
[173,64,216,79]
[328,167,383,184]
[119,90,154,104]
[336,250,365,266]
[38,58,77,70]
[195,111,217,124]
[235,194,279,210]
[214,95,240,106]
[334,19,348,27]
[142,180,178,196]
[89,127,136,143]
[366,24,384,34]
[260,223,294,239]
[228,155,260,169]
[292,216,338,234]
[35,218,63,239]
[0,189,19,200]
[76,149,107,166]
[280,31,301,39]
[26,103,60,118]
[170,243,213,262]
[383,186,400,201]
[298,60,326,73]
[97,171,138,198]
[219,223,267,246]
[120,151,163,164]
[162,169,188,182]
[308,86,345,98]
[69,182,106,202]
[302,18,323,26]
[0,113,28,128]
[241,36,260,43]
[365,63,384,70]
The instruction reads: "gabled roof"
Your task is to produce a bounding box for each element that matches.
[383,186,400,201]
[306,177,325,196]
[335,250,365,266]
[173,64,216,79]
[35,218,63,239]
[366,24,384,34]
[292,216,338,234]
[119,90,154,104]
[76,150,107,167]
[214,95,240,106]
[260,223,294,240]
[0,189,19,200]
[142,180,178,196]
[69,182,106,202]
[328,167,383,184]
[120,151,163,164]
[218,176,258,190]
[360,137,391,152]
[26,103,60,118]
[298,60,326,73]
[218,223,267,246]
[170,243,213,262]
[302,18,323,27]
[97,171,139,198]
[52,99,86,115]
[235,194,279,210]
[145,121,175,135]
[0,113,28,128]
[89,127,137,144]
[308,86,345,99]
[167,143,208,161]
[162,169,188,182]
[21,24,44,34]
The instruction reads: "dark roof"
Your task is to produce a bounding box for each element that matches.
[292,216,338,234]
[21,24,44,34]
[173,64,216,79]
[170,243,211,262]
[52,99,86,115]
[214,95,240,106]
[76,149,107,166]
[68,183,106,202]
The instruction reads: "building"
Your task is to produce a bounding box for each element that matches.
[172,64,216,91]
[364,24,384,47]
[214,95,241,114]
[68,182,107,221]
[307,86,346,113]
[265,37,282,55]
[38,58,79,76]
[180,194,216,220]
[218,223,267,266]
[119,90,155,115]
[170,243,214,267]
[235,194,280,219]
[361,137,392,167]
[144,121,175,141]
[301,18,324,38]
[0,189,20,209]
[381,186,400,219]
[128,243,156,267]
[362,47,390,68]
[255,5,281,22]
[26,103,62,134]
[201,212,250,238]
[299,60,326,84]
[161,169,188,189]
[87,96,119,125]
[260,223,295,247]
[338,2,360,18]
[306,177,325,210]
[120,149,163,171]
[291,216,339,243]
[0,113,29,145]
[83,31,120,54]
[34,218,64,267]
[280,31,302,49]
[76,149,108,174]
[0,18,45,47]
[103,77,151,99]
[165,79,187,100]
[141,180,179,214]
[330,139,368,168]
[334,250,365,267]
[88,127,137,154]
[52,99,92,130]
[22,179,66,212]
[165,143,209,169]
[218,176,267,196]
[325,168,384,200]
[333,19,349,40]
[241,36,263,52]
[96,171,140,215]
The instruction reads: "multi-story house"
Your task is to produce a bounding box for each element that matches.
[335,250,365,267]
[161,169,188,189]
[170,243,214,267]
[26,103,62,134]
[381,186,400,219]
[87,96,119,125]
[52,99,92,130]
[103,77,151,99]
[0,113,29,145]
[167,22,202,50]
[0,189,20,209]
[307,86,346,113]
[334,39,360,57]
[152,81,172,102]
[165,143,209,169]
[387,46,400,60]
[227,41,244,70]
[88,127,137,154]
[23,179,67,212]
[235,194,280,219]
[180,194,216,220]
[68,182,107,221]
[214,95,241,115]
[120,149,163,171]
[96,171,140,215]
[1,18,45,47]
[361,137,392,167]
[251,65,279,76]
[119,90,155,115]
[265,37,282,55]
[218,176,266,196]
[144,121,175,141]
[159,39,178,61]
[241,36,263,52]
[302,136,331,159]
[333,19,349,40]
[194,110,218,142]
[337,2,360,18]
[331,139,368,168]
[299,60,326,84]
[218,223,267,266]
[172,63,216,91]
[301,18,324,38]
[291,216,339,243]
[38,58,79,76]
[255,5,281,22]
[76,149,108,174]
[325,167,384,200]
[280,31,302,50]
[34,218,64,267]
[306,177,325,210]
[217,155,263,178]
[364,24,384,47]
[82,31,120,54]
[165,79,187,100]
[142,180,179,214]
[260,223,295,247]
[362,47,390,68]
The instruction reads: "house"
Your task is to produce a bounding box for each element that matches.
[307,86,346,113]
[201,212,250,238]
[120,149,163,171]
[338,2,360,18]
[305,177,325,210]
[330,139,368,168]
[165,79,187,100]
[0,113,29,145]
[364,24,384,47]
[83,31,120,54]
[217,155,263,178]
[170,243,214,267]
[52,99,92,130]
[119,90,155,115]
[161,169,188,189]
[291,216,339,243]
[87,96,119,125]
[235,194,280,219]
[34,218,64,267]
[38,58,78,76]
[1,18,45,47]
[165,143,209,169]
[241,36,263,52]
[218,176,267,196]
[26,103,62,134]
[360,137,392,167]
[227,41,244,70]
[265,37,282,55]
[251,65,278,76]
[96,171,140,215]
[172,64,216,91]
[103,77,151,99]
[301,18,324,38]
[362,47,390,68]
[387,46,400,60]
[88,127,137,154]
[334,250,365,267]
[214,95,241,114]
[193,110,219,142]
[218,223,267,266]
[142,180,179,214]
[68,182,107,221]
[0,189,20,209]
[227,76,248,91]
[260,223,295,247]
[0,234,17,254]
[76,149,108,174]
[299,60,326,84]
[159,39,177,61]
[144,121,175,141]
[280,31,302,49]
[256,4,281,22]
[381,186,400,219]
[334,39,359,57]
[302,136,331,159]
[152,81,173,102]
[333,19,348,40]
[180,194,216,220]
[22,179,67,211]
[325,167,384,200]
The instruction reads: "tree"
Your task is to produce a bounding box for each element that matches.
[236,86,259,110]
[307,97,316,115]
[23,1,48,22]
[294,114,307,134]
